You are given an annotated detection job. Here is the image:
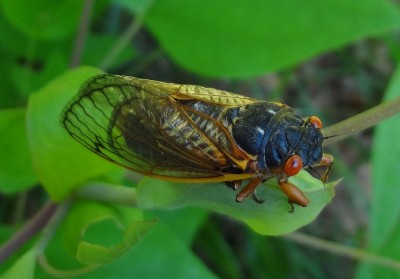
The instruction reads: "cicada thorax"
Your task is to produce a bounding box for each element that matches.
[228,102,324,174]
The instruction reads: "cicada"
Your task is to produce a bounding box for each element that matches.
[61,74,333,210]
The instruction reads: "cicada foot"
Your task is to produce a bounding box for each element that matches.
[288,200,295,213]
[252,190,264,204]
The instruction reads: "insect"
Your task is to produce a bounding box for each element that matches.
[61,74,333,211]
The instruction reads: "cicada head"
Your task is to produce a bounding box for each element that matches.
[262,113,324,177]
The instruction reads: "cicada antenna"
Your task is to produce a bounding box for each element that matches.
[322,129,355,146]
[323,130,351,140]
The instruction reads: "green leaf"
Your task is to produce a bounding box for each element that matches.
[1,0,84,41]
[0,108,36,194]
[0,15,33,59]
[354,65,400,278]
[82,223,217,279]
[137,171,340,235]
[62,200,154,265]
[0,57,20,108]
[26,66,121,201]
[149,207,209,244]
[76,220,156,265]
[0,249,36,279]
[145,0,400,77]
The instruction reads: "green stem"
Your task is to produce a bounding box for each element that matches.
[322,96,400,146]
[35,200,71,255]
[285,232,400,270]
[12,192,28,225]
[70,0,94,68]
[75,182,138,206]
[98,3,152,71]
[130,48,163,75]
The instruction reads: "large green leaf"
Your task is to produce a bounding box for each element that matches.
[354,66,400,277]
[26,67,121,201]
[1,0,84,41]
[145,0,400,77]
[137,171,340,235]
[0,108,36,194]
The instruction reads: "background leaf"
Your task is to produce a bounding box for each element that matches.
[1,0,84,41]
[145,0,400,77]
[0,108,36,194]
[60,201,154,265]
[354,65,400,278]
[1,249,36,279]
[26,67,121,201]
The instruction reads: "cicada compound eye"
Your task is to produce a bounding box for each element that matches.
[309,116,322,129]
[283,155,303,177]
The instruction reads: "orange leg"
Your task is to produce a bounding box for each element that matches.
[278,179,309,213]
[236,177,262,202]
[314,153,334,183]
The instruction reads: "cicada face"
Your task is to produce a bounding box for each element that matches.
[61,74,331,211]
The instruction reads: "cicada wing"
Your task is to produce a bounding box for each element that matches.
[61,74,253,181]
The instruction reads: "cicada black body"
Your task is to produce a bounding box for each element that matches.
[61,74,333,209]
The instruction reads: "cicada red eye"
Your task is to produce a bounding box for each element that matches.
[309,116,322,129]
[283,155,303,177]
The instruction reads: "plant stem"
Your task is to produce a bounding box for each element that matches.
[285,232,400,270]
[0,201,58,263]
[99,11,147,71]
[322,96,400,146]
[75,183,138,206]
[70,0,94,68]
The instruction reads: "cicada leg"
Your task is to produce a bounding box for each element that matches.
[318,154,333,183]
[278,179,310,213]
[235,177,263,203]
[313,153,334,183]
[225,180,242,190]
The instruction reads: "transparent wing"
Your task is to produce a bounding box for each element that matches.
[61,74,255,182]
